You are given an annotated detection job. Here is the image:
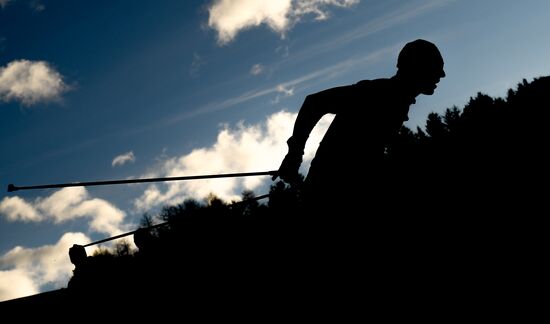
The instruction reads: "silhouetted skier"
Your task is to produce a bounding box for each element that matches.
[274,39,445,217]
[67,244,89,290]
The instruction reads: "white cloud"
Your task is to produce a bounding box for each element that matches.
[0,269,38,302]
[112,151,136,167]
[134,110,334,211]
[0,196,42,222]
[0,59,67,106]
[208,0,359,44]
[0,232,91,302]
[250,63,264,76]
[39,188,127,235]
[0,187,127,236]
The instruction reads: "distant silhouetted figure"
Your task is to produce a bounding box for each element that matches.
[134,227,155,254]
[69,244,87,267]
[274,39,445,216]
[67,244,89,290]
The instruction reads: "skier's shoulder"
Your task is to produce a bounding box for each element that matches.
[308,83,355,102]
[307,77,390,101]
[354,77,392,90]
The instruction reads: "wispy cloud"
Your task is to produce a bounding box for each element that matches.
[208,0,359,45]
[30,0,45,12]
[134,110,334,210]
[339,0,451,44]
[0,0,46,11]
[198,1,454,117]
[275,44,290,58]
[169,43,394,126]
[0,0,11,9]
[0,232,90,302]
[0,187,128,236]
[284,0,454,64]
[123,42,394,139]
[116,1,452,137]
[0,60,68,106]
[189,52,206,77]
[276,84,294,96]
[250,63,264,76]
[272,84,295,104]
[112,151,136,167]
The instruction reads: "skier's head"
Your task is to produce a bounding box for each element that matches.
[397,39,445,95]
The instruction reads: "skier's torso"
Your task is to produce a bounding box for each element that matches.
[305,78,414,192]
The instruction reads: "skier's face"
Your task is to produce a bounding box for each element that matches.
[417,60,446,95]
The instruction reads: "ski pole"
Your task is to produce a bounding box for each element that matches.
[7,170,278,192]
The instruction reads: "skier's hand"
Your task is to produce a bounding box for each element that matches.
[272,152,302,184]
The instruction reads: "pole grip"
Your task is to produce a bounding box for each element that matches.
[7,184,17,192]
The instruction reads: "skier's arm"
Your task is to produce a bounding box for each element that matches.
[288,94,327,154]
[274,86,351,183]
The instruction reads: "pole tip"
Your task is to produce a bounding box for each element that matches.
[7,184,17,192]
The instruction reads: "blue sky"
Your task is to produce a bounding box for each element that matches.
[1,0,550,301]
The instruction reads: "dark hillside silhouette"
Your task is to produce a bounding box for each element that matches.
[2,76,548,312]
[385,76,550,215]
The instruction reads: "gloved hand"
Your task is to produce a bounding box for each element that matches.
[272,152,302,184]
